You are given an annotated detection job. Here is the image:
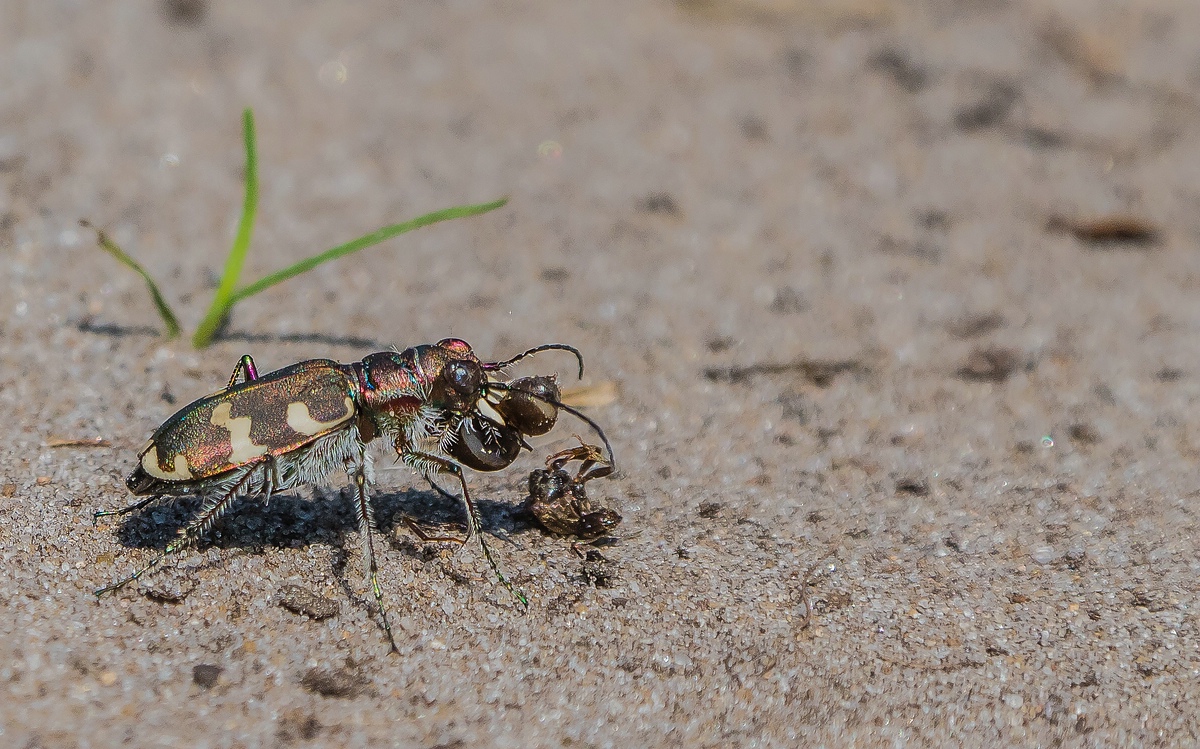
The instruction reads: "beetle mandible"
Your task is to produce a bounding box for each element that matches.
[95,339,615,652]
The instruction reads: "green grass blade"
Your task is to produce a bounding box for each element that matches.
[192,107,259,348]
[81,220,182,339]
[227,197,508,305]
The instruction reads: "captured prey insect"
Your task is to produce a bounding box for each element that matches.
[94,338,616,652]
[524,441,621,541]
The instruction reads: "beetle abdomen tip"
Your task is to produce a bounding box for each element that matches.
[125,466,161,495]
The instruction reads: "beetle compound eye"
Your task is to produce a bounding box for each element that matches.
[446,360,483,395]
[448,416,523,472]
[496,376,560,437]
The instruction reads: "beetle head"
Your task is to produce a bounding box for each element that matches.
[403,338,483,413]
[412,340,613,477]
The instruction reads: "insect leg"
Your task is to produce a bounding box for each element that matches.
[258,453,279,506]
[94,462,261,596]
[226,355,260,389]
[547,440,613,483]
[402,516,466,545]
[399,477,470,544]
[403,451,528,608]
[425,476,462,505]
[93,494,162,524]
[346,446,399,654]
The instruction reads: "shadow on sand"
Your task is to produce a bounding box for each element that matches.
[79,317,391,350]
[99,485,534,557]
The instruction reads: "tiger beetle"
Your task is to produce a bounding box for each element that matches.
[94,339,615,653]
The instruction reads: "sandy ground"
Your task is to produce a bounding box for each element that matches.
[3,0,1200,746]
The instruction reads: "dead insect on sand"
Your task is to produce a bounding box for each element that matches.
[524,441,621,541]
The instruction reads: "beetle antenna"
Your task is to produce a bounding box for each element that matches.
[487,381,615,469]
[483,344,585,380]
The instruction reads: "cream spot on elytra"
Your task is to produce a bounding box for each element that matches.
[141,445,193,481]
[286,397,353,436]
[210,401,268,464]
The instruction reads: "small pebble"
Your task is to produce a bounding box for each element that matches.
[278,584,340,620]
[192,664,222,690]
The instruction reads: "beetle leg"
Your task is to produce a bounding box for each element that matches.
[402,514,467,545]
[426,475,464,504]
[226,354,260,389]
[344,446,399,654]
[401,473,491,543]
[405,474,473,541]
[402,450,528,608]
[93,494,162,525]
[94,461,262,596]
[258,454,279,506]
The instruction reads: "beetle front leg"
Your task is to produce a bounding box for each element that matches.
[226,355,260,389]
[402,450,528,608]
[344,446,399,654]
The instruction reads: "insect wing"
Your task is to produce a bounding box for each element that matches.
[136,360,358,483]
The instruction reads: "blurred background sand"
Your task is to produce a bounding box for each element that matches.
[3,1,1200,745]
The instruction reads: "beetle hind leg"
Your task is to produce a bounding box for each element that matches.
[95,462,262,597]
[226,354,260,389]
[93,494,162,525]
[257,453,281,506]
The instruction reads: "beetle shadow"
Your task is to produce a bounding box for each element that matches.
[374,487,534,552]
[103,485,532,556]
